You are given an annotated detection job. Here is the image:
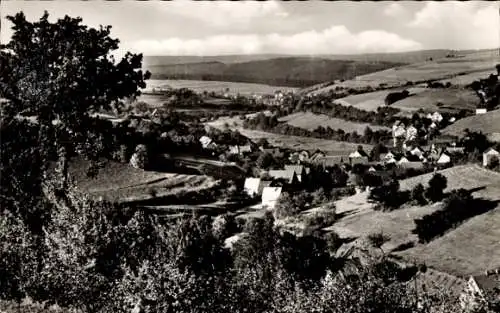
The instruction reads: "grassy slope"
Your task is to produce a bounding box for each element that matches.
[391,88,478,113]
[67,158,216,203]
[322,165,500,276]
[443,109,500,137]
[278,112,390,133]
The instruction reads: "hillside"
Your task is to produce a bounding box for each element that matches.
[442,109,500,137]
[312,50,499,93]
[144,49,497,66]
[145,57,405,87]
[322,165,500,276]
[63,158,218,203]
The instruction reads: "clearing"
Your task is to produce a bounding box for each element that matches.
[322,164,500,276]
[278,112,390,133]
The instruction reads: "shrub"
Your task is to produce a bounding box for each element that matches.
[425,173,447,202]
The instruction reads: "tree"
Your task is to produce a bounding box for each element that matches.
[256,152,274,169]
[411,183,427,205]
[426,173,447,202]
[0,11,150,187]
[370,143,388,161]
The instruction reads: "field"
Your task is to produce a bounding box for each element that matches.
[206,115,373,154]
[312,51,499,93]
[329,87,426,112]
[321,165,500,276]
[278,112,389,133]
[390,88,478,113]
[442,109,500,137]
[66,158,218,203]
[144,79,297,96]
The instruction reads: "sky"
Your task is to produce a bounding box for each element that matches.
[1,1,499,56]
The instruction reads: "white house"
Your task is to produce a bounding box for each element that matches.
[476,108,488,115]
[200,136,216,149]
[244,178,261,197]
[483,148,500,167]
[405,125,418,142]
[431,112,443,123]
[410,146,424,158]
[261,187,282,210]
[437,153,451,165]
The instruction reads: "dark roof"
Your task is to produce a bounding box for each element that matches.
[405,154,422,162]
[473,274,500,294]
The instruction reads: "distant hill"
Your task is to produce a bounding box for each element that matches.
[145,57,405,87]
[144,49,498,66]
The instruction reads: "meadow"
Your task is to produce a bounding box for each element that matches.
[443,108,500,137]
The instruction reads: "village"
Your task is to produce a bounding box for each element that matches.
[1,2,499,313]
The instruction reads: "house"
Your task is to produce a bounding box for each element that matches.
[261,187,282,209]
[381,151,397,165]
[244,178,272,197]
[410,146,425,158]
[437,152,451,165]
[299,150,310,162]
[309,150,327,162]
[199,136,216,149]
[284,165,307,182]
[313,155,349,167]
[349,149,369,165]
[476,108,488,115]
[460,271,500,310]
[268,169,299,184]
[229,145,252,155]
[431,111,443,123]
[244,178,261,197]
[483,148,500,167]
[405,125,418,141]
[445,146,465,155]
[368,166,376,172]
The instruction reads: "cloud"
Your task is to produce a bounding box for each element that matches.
[408,2,498,49]
[132,25,422,56]
[384,3,406,18]
[159,0,289,28]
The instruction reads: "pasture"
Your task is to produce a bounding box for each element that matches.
[278,112,390,133]
[442,109,500,137]
[144,79,297,96]
[321,165,500,276]
[391,88,478,113]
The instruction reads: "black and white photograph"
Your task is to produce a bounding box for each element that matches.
[0,1,499,312]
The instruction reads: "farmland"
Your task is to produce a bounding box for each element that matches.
[442,108,500,137]
[390,88,478,113]
[312,50,499,93]
[320,165,500,276]
[278,112,389,133]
